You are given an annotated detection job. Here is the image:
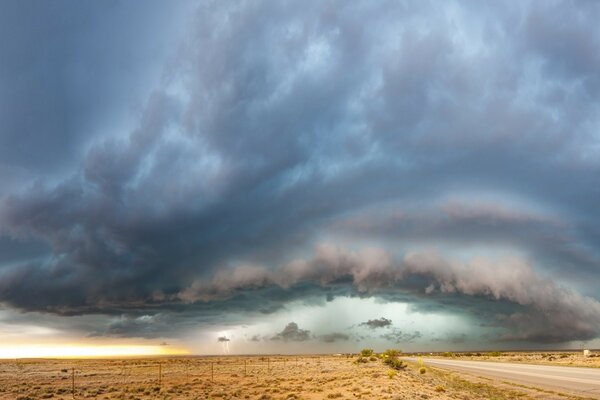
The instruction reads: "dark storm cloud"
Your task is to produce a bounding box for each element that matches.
[333,200,600,287]
[360,318,392,329]
[217,336,230,342]
[1,0,600,345]
[271,322,311,342]
[319,332,350,343]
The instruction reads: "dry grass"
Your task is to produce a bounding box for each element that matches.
[0,354,569,400]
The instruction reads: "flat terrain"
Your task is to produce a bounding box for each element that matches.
[0,355,593,400]
[413,357,600,399]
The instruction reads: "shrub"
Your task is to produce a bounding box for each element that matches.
[383,349,401,358]
[442,352,455,358]
[369,356,377,361]
[387,370,396,379]
[435,386,445,392]
[419,367,426,374]
[488,351,502,357]
[383,357,407,370]
[360,348,374,357]
[354,357,368,364]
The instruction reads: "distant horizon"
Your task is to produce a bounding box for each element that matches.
[1,347,597,361]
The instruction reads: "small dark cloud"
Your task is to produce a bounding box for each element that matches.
[271,322,310,342]
[360,317,392,329]
[319,332,350,343]
[217,336,230,342]
[380,329,422,344]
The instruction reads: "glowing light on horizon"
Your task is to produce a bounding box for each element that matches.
[0,344,189,359]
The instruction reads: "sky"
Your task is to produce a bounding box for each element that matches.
[1,0,600,357]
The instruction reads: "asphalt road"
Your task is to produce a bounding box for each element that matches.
[407,358,600,398]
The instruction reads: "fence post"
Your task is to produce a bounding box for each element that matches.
[71,367,75,399]
[244,359,247,376]
[211,362,214,382]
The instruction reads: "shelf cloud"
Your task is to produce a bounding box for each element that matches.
[1,0,599,351]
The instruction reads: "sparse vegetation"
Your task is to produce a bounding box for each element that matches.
[360,348,374,357]
[382,354,407,371]
[419,367,426,374]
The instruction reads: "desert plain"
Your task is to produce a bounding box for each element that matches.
[1,352,597,400]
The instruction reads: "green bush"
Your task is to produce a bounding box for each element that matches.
[419,367,426,374]
[383,357,407,370]
[383,349,401,358]
[488,351,502,357]
[360,348,374,357]
[354,357,368,364]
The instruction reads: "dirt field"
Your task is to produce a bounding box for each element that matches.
[0,355,590,400]
[421,351,600,368]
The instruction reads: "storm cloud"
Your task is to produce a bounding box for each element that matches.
[0,0,600,349]
[360,318,393,329]
[271,322,311,342]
